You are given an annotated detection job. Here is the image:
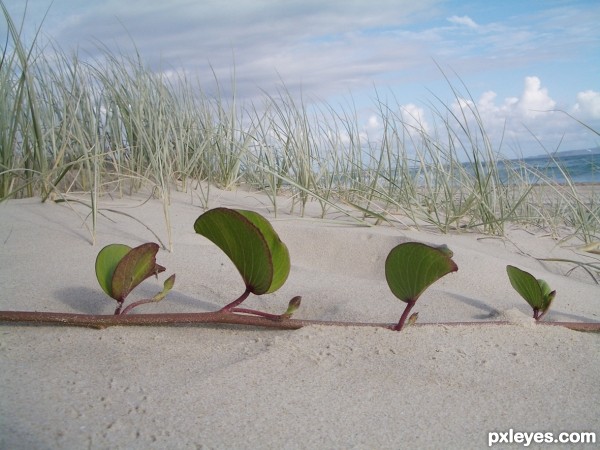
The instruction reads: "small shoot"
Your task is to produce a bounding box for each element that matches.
[407,312,419,326]
[385,242,458,331]
[281,296,302,320]
[95,243,175,315]
[194,208,297,318]
[506,265,556,320]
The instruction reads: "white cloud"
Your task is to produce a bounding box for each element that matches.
[441,76,600,155]
[6,0,599,112]
[5,0,599,154]
[355,75,598,158]
[29,0,442,101]
[367,115,380,129]
[401,103,430,133]
[447,15,478,29]
[477,90,517,116]
[517,76,556,118]
[573,90,600,119]
[446,77,556,134]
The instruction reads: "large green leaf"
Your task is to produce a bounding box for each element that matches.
[95,244,132,298]
[385,242,458,303]
[111,243,165,302]
[506,265,555,315]
[236,209,290,293]
[194,208,290,295]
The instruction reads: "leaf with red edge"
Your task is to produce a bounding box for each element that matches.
[111,243,165,302]
[194,208,290,295]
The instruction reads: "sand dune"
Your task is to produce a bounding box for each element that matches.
[1,187,599,449]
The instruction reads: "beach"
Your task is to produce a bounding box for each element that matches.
[1,187,599,449]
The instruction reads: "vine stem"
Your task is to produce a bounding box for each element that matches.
[0,310,599,332]
[120,298,155,315]
[219,288,251,312]
[229,307,284,320]
[393,299,417,331]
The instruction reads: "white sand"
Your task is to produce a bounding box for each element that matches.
[1,187,599,449]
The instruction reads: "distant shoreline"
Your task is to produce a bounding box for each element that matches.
[524,146,600,160]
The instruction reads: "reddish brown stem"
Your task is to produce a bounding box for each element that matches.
[229,307,284,321]
[393,299,417,331]
[219,288,251,312]
[537,309,550,321]
[120,298,155,315]
[1,310,599,332]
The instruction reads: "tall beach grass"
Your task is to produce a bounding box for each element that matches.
[1,5,598,253]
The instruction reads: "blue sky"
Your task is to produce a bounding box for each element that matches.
[2,0,600,156]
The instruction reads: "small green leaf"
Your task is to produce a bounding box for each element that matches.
[118,273,176,315]
[282,296,302,318]
[95,244,131,299]
[435,244,454,258]
[111,243,165,302]
[507,265,542,309]
[385,242,458,303]
[537,278,555,314]
[538,279,552,301]
[152,274,176,303]
[194,208,290,295]
[506,265,555,318]
[407,312,419,326]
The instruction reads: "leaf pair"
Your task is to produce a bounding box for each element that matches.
[95,243,175,314]
[506,265,555,320]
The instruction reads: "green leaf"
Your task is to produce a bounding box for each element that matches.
[385,242,458,303]
[537,278,556,319]
[506,265,555,315]
[111,243,165,302]
[152,274,176,303]
[236,209,290,293]
[281,296,302,318]
[538,279,552,300]
[506,265,543,309]
[95,244,132,299]
[194,208,290,295]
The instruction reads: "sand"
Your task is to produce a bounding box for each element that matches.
[1,187,599,449]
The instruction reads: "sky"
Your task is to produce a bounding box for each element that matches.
[2,0,600,157]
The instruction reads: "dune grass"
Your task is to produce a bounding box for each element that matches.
[1,6,598,254]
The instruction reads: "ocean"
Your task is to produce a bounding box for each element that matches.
[410,150,600,187]
[509,151,600,184]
